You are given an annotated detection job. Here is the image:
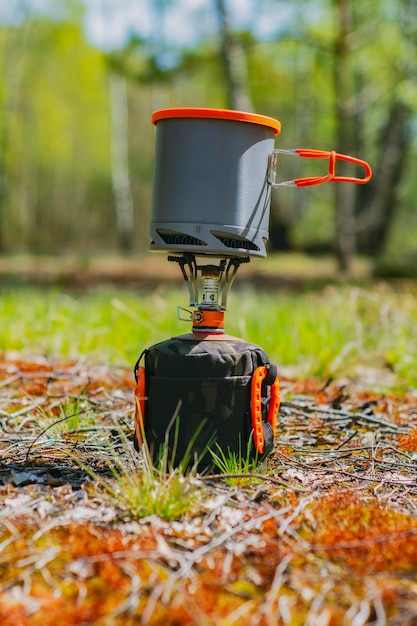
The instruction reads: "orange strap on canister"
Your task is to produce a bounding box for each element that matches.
[268,377,281,435]
[251,366,280,454]
[134,366,146,447]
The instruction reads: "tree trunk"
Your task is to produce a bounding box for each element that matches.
[356,100,410,256]
[333,0,357,274]
[0,123,6,252]
[214,0,253,111]
[109,73,135,252]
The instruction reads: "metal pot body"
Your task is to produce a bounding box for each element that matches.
[149,112,278,258]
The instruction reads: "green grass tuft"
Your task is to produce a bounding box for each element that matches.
[210,438,260,487]
[72,425,206,522]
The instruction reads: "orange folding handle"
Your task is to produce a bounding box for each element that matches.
[294,149,372,187]
[251,366,280,454]
[268,149,372,188]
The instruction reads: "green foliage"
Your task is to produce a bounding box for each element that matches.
[0,0,416,260]
[0,287,180,364]
[0,281,416,389]
[0,15,113,253]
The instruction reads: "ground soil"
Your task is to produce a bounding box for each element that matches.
[2,355,417,624]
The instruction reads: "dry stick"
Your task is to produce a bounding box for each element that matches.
[201,472,307,492]
[10,402,46,419]
[24,404,104,463]
[333,468,417,487]
[106,560,142,618]
[258,552,293,621]
[281,401,406,432]
[370,455,417,471]
[336,430,359,449]
[287,445,374,455]
[277,450,417,488]
[277,451,338,470]
[0,374,20,389]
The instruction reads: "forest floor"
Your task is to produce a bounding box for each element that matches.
[2,355,417,624]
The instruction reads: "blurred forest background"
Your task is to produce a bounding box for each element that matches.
[0,0,416,276]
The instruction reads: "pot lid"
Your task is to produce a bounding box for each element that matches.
[151,107,281,135]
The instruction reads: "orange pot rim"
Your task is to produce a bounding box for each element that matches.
[151,107,281,135]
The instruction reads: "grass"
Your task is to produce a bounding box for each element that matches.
[36,398,96,437]
[0,282,417,389]
[210,439,261,487]
[27,390,211,522]
[82,432,206,522]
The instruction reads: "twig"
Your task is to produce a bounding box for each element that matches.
[24,405,103,462]
[336,430,358,449]
[201,472,307,492]
[0,374,20,389]
[281,401,405,432]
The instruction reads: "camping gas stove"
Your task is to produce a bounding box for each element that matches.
[133,107,372,470]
